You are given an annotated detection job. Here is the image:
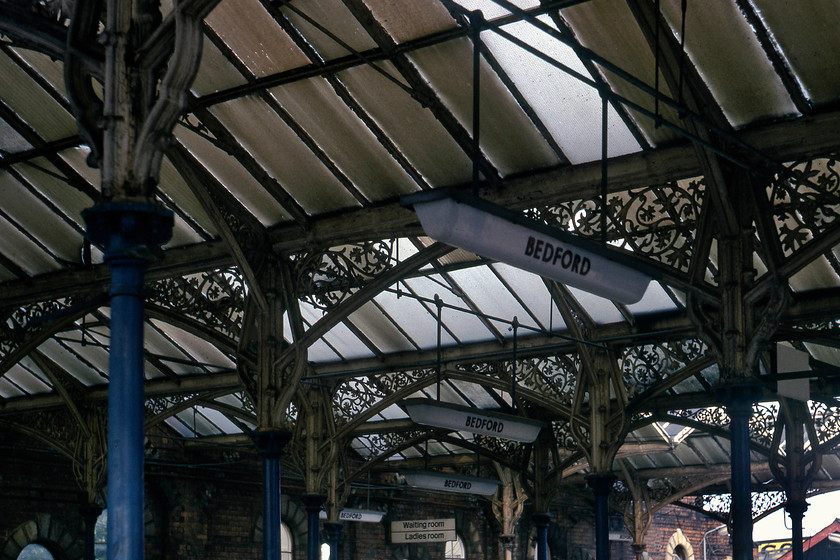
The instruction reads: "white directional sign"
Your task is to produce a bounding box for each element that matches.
[404,398,544,443]
[319,509,384,523]
[391,518,456,543]
[402,470,500,496]
[410,193,652,304]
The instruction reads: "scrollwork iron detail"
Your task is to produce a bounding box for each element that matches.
[292,241,396,312]
[531,177,705,272]
[769,157,840,256]
[147,267,245,341]
[810,401,840,447]
[621,339,707,398]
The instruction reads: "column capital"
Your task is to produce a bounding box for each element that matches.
[251,429,293,459]
[83,201,174,259]
[585,473,617,496]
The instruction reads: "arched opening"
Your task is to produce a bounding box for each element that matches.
[281,521,293,560]
[17,544,54,560]
[446,536,465,560]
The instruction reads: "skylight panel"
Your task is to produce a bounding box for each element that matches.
[483,18,641,163]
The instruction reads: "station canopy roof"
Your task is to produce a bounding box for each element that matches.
[1,0,840,521]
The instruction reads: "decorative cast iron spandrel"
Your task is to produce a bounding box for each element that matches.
[620,338,707,398]
[474,433,525,464]
[291,241,396,312]
[810,401,840,447]
[694,490,786,520]
[750,402,779,449]
[147,268,245,341]
[376,368,433,394]
[668,406,730,429]
[352,429,425,459]
[0,293,101,358]
[552,419,579,452]
[532,177,704,273]
[144,393,200,416]
[769,157,840,256]
[332,378,387,423]
[519,355,579,405]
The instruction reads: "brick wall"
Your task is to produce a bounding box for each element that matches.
[0,432,734,560]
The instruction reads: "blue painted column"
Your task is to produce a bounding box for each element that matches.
[587,473,616,560]
[302,495,326,560]
[324,522,343,560]
[253,430,293,560]
[533,513,552,560]
[84,201,173,560]
[719,384,760,560]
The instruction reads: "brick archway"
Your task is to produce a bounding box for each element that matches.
[0,514,82,560]
[665,529,696,560]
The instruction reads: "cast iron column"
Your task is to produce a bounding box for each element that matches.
[787,500,807,560]
[533,513,552,560]
[324,522,343,560]
[587,473,616,560]
[84,201,173,560]
[303,495,326,560]
[254,430,293,560]
[724,386,758,560]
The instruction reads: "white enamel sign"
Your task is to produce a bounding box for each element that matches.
[391,518,456,543]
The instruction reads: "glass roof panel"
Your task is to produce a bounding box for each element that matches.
[16,156,93,228]
[625,281,679,315]
[450,0,539,20]
[491,263,565,331]
[561,0,682,148]
[34,339,107,386]
[158,155,217,237]
[448,380,502,409]
[175,124,292,225]
[338,63,473,188]
[446,266,538,333]
[409,38,560,176]
[0,116,32,153]
[281,0,378,60]
[750,0,840,106]
[565,286,624,325]
[660,0,797,126]
[0,376,25,398]
[399,276,495,346]
[147,320,235,372]
[0,216,61,275]
[267,79,420,201]
[165,416,195,438]
[197,406,244,434]
[209,97,361,215]
[4,363,51,395]
[0,50,77,140]
[51,335,111,384]
[790,257,840,292]
[347,303,417,354]
[380,403,409,421]
[192,37,249,96]
[485,18,641,163]
[370,284,441,350]
[299,301,376,362]
[365,0,456,44]
[205,0,311,77]
[8,47,67,99]
[0,171,81,263]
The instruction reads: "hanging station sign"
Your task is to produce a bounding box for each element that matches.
[404,190,653,304]
[319,509,384,523]
[403,398,545,443]
[402,470,500,496]
[390,518,456,543]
